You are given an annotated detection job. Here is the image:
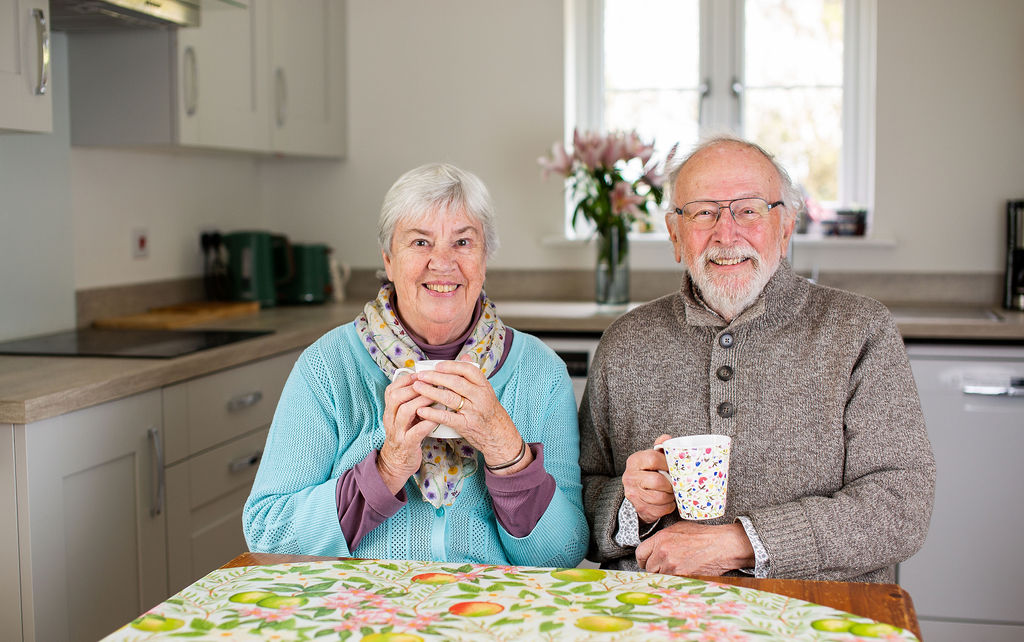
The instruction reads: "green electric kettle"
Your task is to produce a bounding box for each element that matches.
[223,231,294,307]
[277,243,332,304]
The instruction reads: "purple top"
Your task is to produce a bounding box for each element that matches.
[336,298,557,548]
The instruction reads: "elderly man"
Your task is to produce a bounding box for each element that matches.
[579,136,935,582]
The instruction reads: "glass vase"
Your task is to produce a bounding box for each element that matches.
[595,226,629,306]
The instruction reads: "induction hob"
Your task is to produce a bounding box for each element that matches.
[0,327,274,359]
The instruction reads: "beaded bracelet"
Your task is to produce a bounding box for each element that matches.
[485,439,527,471]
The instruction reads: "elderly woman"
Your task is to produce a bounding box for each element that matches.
[243,163,588,567]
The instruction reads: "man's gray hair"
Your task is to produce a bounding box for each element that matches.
[378,163,499,259]
[665,135,804,224]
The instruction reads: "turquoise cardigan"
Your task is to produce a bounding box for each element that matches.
[243,322,588,568]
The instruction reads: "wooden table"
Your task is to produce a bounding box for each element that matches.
[224,552,921,639]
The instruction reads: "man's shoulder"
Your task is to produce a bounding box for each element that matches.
[804,281,892,322]
[603,293,681,340]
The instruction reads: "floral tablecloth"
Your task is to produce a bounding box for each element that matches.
[104,560,917,641]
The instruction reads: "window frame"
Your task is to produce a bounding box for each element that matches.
[565,0,876,235]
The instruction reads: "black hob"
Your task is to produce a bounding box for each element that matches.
[0,328,274,359]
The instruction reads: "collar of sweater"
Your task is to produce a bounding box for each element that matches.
[674,259,809,331]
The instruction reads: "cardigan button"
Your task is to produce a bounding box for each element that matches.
[717,401,736,418]
[716,365,734,381]
[719,333,734,348]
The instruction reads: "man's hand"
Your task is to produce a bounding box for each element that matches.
[635,521,756,576]
[622,434,676,524]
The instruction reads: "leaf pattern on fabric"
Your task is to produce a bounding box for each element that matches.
[103,560,918,641]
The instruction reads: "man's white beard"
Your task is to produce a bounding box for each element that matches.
[688,244,781,321]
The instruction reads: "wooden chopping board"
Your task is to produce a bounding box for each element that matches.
[93,301,260,330]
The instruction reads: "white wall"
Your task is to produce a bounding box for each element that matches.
[70,148,266,289]
[258,0,583,271]
[4,0,1021,317]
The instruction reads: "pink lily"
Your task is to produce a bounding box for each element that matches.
[537,141,574,178]
[574,129,606,170]
[610,181,643,218]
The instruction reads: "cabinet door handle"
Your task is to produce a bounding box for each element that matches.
[148,427,165,517]
[33,8,49,96]
[183,45,198,116]
[275,67,287,127]
[229,450,263,474]
[226,390,263,412]
[962,378,1024,397]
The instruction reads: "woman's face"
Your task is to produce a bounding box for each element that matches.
[383,207,487,345]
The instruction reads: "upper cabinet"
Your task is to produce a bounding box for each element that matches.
[267,0,345,157]
[68,0,345,158]
[0,0,53,133]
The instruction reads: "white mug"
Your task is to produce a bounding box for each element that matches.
[392,360,479,438]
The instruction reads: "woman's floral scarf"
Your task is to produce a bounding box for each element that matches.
[355,283,507,507]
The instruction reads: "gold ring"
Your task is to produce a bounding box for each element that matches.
[454,397,465,413]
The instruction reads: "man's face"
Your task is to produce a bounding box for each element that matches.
[665,142,795,320]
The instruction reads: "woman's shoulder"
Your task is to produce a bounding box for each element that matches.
[492,328,567,382]
[298,321,378,373]
[503,328,560,363]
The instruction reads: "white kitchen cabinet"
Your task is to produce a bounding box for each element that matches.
[165,427,269,592]
[0,425,22,640]
[174,0,269,151]
[68,0,345,157]
[162,349,298,593]
[0,0,52,133]
[266,0,346,157]
[900,343,1024,642]
[14,390,168,642]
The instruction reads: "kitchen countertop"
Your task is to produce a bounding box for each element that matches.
[2,299,1023,425]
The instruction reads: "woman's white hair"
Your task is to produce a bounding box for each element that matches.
[664,135,804,224]
[378,163,499,259]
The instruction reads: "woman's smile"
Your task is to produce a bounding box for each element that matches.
[424,282,460,294]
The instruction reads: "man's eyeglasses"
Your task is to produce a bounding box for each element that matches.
[673,198,785,230]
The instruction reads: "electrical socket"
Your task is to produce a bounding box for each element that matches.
[132,227,149,259]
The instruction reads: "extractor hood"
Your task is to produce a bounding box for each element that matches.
[50,0,200,31]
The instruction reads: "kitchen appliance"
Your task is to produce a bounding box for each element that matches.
[1004,200,1024,311]
[277,243,332,304]
[49,0,200,31]
[0,328,273,359]
[899,343,1024,641]
[223,231,293,308]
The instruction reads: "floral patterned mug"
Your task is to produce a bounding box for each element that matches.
[655,434,731,520]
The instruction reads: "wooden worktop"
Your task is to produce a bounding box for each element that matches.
[2,299,1023,424]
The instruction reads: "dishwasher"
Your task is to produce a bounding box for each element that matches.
[899,342,1024,642]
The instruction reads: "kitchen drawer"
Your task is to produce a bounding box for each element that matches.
[165,426,269,592]
[163,350,299,463]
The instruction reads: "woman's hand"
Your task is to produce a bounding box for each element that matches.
[412,356,533,475]
[622,434,677,524]
[377,371,440,494]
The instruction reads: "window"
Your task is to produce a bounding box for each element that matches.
[567,0,875,234]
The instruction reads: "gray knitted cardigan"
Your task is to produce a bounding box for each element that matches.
[578,261,936,583]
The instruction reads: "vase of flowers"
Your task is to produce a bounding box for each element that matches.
[539,129,674,305]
